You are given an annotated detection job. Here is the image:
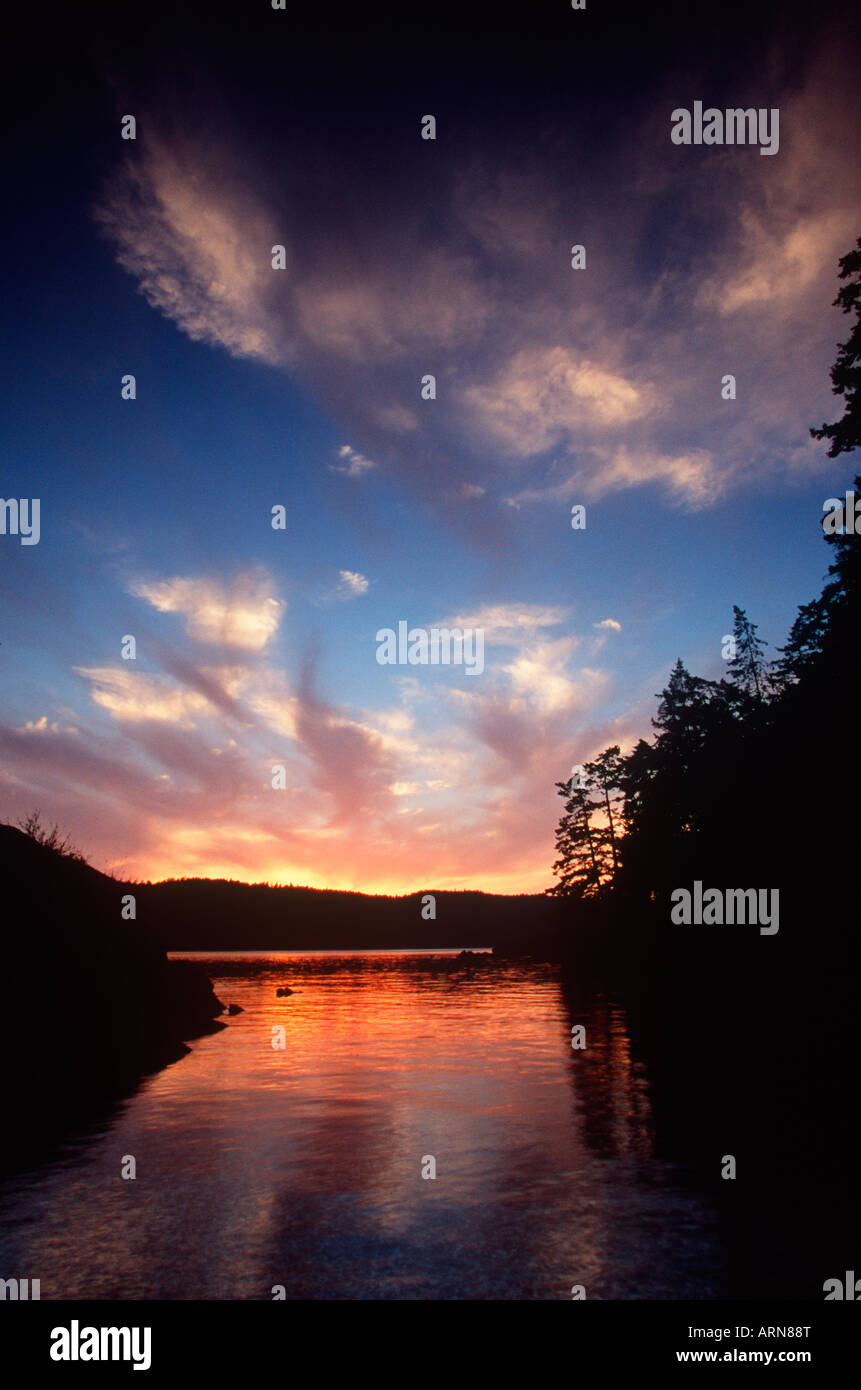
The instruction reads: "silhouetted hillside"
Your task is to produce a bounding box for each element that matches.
[140,878,563,955]
[0,824,225,1170]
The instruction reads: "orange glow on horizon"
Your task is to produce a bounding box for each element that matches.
[91,816,554,896]
[111,850,552,897]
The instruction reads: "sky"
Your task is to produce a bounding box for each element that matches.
[1,0,860,892]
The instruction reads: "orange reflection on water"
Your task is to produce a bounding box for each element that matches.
[0,954,721,1299]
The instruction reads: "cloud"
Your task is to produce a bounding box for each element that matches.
[74,667,213,725]
[240,672,300,740]
[92,48,861,519]
[434,602,569,646]
[504,446,717,510]
[594,619,622,632]
[699,208,858,317]
[131,572,284,650]
[93,139,283,365]
[293,664,399,824]
[600,447,716,506]
[94,132,491,379]
[18,716,62,734]
[5,591,636,892]
[329,445,377,478]
[693,53,861,325]
[502,638,597,716]
[463,347,654,457]
[315,568,371,604]
[335,569,369,598]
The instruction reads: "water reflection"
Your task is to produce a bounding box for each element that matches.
[0,953,723,1299]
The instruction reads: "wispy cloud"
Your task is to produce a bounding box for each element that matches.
[131,572,284,650]
[334,569,369,598]
[17,716,74,735]
[462,348,654,457]
[3,560,638,891]
[74,667,213,725]
[434,602,569,645]
[93,49,861,518]
[503,446,717,510]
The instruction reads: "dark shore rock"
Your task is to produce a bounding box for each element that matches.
[276,986,294,996]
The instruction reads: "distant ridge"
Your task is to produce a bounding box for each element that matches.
[141,876,563,954]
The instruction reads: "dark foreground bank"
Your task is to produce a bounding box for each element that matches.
[0,825,225,1173]
[557,886,857,1300]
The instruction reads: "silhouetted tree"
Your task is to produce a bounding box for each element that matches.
[584,745,624,875]
[810,237,861,458]
[551,775,609,899]
[727,605,768,703]
[770,595,830,690]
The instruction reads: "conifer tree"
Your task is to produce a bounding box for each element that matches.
[771,596,830,690]
[726,605,768,702]
[811,237,861,458]
[774,237,861,685]
[584,745,624,875]
[652,659,719,754]
[551,774,607,898]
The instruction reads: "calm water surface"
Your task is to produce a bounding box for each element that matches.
[0,953,723,1299]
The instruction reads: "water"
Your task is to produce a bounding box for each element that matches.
[0,953,723,1299]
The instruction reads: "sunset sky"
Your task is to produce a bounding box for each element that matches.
[1,0,859,892]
